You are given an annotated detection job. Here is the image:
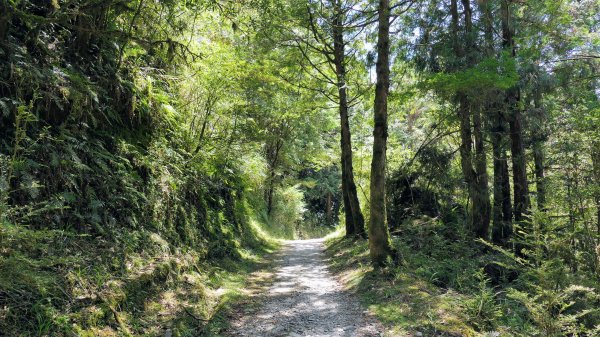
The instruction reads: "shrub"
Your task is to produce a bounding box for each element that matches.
[462,269,502,331]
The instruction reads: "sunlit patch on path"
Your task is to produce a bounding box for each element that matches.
[228,239,383,337]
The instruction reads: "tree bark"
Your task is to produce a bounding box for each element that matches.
[501,0,529,256]
[502,0,530,223]
[0,2,10,42]
[509,102,529,222]
[265,138,283,215]
[480,0,512,245]
[532,95,547,211]
[452,0,472,193]
[592,140,600,240]
[451,0,490,238]
[332,1,366,238]
[533,142,545,209]
[491,108,513,246]
[326,191,333,226]
[369,0,393,266]
[472,107,491,238]
[463,0,490,238]
[457,94,475,205]
[341,170,355,234]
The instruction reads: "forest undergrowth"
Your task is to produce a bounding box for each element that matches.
[326,216,600,337]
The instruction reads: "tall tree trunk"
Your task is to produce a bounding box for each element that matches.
[457,95,476,214]
[472,107,491,238]
[533,142,545,208]
[502,0,530,223]
[509,102,529,221]
[266,169,275,215]
[339,98,366,237]
[501,160,512,225]
[463,0,490,238]
[491,108,513,246]
[480,0,512,245]
[451,0,489,237]
[369,0,393,266]
[532,96,547,210]
[0,2,10,42]
[451,0,473,229]
[502,0,529,256]
[450,0,461,59]
[453,0,473,193]
[332,2,366,237]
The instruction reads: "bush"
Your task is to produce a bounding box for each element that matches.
[462,269,502,331]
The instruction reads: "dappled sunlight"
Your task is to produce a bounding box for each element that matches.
[324,237,475,337]
[228,239,382,337]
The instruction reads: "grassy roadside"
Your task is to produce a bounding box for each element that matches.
[325,220,600,337]
[0,218,280,337]
[324,234,476,337]
[201,240,280,336]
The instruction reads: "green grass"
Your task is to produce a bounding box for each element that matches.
[324,228,599,337]
[0,220,279,337]
[324,235,477,337]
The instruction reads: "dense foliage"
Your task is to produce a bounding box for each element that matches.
[1,0,599,336]
[0,1,337,335]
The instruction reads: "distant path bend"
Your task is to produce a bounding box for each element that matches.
[228,239,383,337]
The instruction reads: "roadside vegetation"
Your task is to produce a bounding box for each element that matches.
[326,216,599,337]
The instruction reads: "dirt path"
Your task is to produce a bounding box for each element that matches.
[227,239,383,337]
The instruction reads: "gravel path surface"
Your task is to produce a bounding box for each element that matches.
[228,239,383,337]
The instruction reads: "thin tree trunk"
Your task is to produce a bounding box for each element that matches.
[326,191,333,226]
[458,94,476,208]
[533,138,546,210]
[332,2,365,237]
[192,95,217,156]
[501,157,512,224]
[509,104,529,221]
[265,138,283,215]
[266,169,275,215]
[0,2,10,42]
[531,95,547,210]
[592,140,600,240]
[491,108,513,246]
[533,161,545,211]
[590,73,600,241]
[369,0,393,266]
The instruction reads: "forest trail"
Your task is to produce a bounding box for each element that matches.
[227,239,384,337]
